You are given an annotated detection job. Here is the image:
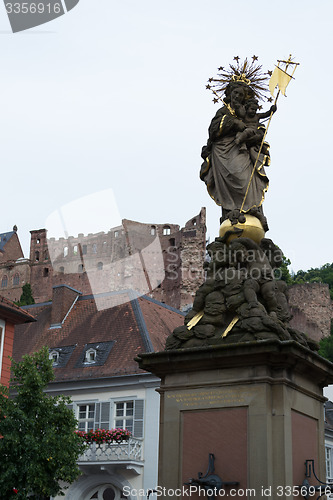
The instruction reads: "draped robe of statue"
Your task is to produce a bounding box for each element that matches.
[200,104,270,214]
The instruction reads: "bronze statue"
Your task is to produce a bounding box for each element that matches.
[234,98,276,152]
[200,81,273,225]
[200,56,298,229]
[165,56,315,351]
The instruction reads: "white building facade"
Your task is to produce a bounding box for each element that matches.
[49,372,160,500]
[13,288,184,500]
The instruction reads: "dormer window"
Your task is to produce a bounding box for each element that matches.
[75,341,115,368]
[47,346,75,367]
[49,350,59,365]
[85,348,97,363]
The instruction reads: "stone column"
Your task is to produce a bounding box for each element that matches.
[137,340,333,500]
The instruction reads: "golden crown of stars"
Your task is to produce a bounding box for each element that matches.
[206,55,273,104]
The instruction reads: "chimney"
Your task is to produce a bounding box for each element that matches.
[50,285,81,328]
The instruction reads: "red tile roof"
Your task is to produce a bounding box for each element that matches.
[0,295,36,324]
[13,292,184,382]
[137,296,186,351]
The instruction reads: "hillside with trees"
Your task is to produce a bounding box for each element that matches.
[280,259,333,362]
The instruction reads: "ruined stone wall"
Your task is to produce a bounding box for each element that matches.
[1,210,207,309]
[0,231,27,302]
[0,260,31,303]
[288,283,333,342]
[0,232,23,264]
[180,208,206,310]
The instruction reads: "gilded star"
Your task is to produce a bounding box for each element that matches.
[206,84,211,90]
[233,56,240,63]
[252,55,258,61]
[213,98,219,104]
[267,97,273,102]
[267,70,273,76]
[218,66,224,71]
[208,77,213,82]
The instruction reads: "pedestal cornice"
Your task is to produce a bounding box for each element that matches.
[136,339,333,389]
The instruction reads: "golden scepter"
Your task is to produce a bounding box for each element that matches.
[240,54,299,214]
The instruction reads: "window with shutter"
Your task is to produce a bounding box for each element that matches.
[113,399,144,437]
[326,446,333,481]
[78,404,95,432]
[94,402,111,430]
[133,399,144,438]
[114,401,134,432]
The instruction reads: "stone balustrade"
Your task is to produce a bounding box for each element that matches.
[78,437,143,463]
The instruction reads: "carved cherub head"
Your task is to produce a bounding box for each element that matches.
[229,240,248,265]
[244,98,259,117]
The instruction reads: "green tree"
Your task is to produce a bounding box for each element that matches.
[278,254,293,285]
[0,347,85,499]
[15,283,35,306]
[319,321,333,363]
[291,263,333,299]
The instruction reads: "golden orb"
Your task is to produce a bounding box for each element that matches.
[219,214,265,244]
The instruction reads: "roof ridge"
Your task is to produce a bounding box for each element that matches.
[20,300,52,309]
[140,295,185,315]
[0,231,14,237]
[130,298,154,353]
[78,289,138,302]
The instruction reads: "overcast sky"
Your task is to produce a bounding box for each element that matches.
[1,0,332,274]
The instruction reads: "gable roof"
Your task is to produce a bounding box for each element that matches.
[13,291,184,382]
[0,295,36,324]
[0,231,15,252]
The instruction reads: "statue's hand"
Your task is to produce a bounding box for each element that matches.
[234,119,246,132]
[270,104,277,114]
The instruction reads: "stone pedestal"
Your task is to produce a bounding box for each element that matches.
[137,340,333,500]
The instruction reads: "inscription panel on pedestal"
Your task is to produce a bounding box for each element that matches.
[166,386,259,409]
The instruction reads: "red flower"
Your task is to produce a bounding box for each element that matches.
[13,488,18,494]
